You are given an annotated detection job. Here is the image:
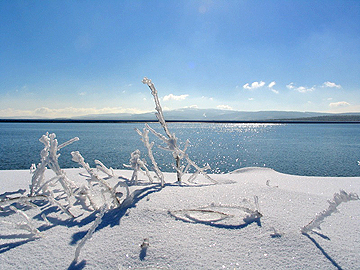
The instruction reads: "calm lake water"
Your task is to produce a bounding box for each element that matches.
[0,122,360,177]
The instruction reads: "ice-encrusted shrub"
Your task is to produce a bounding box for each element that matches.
[135,128,165,186]
[141,77,216,184]
[1,133,81,237]
[123,149,153,184]
[301,190,359,234]
[71,151,129,209]
[30,132,79,201]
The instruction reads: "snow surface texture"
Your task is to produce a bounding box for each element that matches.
[0,167,359,269]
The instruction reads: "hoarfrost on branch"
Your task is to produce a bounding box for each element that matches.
[141,77,216,184]
[301,190,359,234]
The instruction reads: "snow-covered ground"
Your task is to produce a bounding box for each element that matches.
[0,167,359,269]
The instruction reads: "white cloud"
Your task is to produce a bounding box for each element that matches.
[243,81,265,90]
[268,81,279,94]
[297,86,315,93]
[248,98,254,101]
[322,81,341,88]
[217,105,233,110]
[329,101,350,107]
[268,81,276,88]
[163,94,189,101]
[286,83,295,89]
[201,96,214,101]
[0,107,148,118]
[286,83,315,93]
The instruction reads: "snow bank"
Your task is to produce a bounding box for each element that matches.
[0,167,359,269]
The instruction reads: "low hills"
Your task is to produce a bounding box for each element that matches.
[2,108,360,123]
[74,108,360,122]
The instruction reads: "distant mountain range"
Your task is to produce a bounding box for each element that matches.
[2,108,360,122]
[72,108,360,122]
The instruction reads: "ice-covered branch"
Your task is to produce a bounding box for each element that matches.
[95,160,114,177]
[184,156,217,184]
[9,205,40,236]
[0,194,74,218]
[142,77,172,138]
[123,149,153,184]
[58,137,79,150]
[71,151,122,208]
[73,204,107,262]
[30,133,78,201]
[135,128,165,186]
[142,77,215,184]
[301,190,359,234]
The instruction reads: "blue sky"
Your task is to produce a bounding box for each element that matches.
[1,0,360,118]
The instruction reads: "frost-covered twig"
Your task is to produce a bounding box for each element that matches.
[0,194,75,218]
[142,77,172,138]
[142,78,184,182]
[71,151,123,208]
[142,77,215,184]
[123,149,153,184]
[73,204,107,262]
[30,133,78,201]
[9,205,40,236]
[135,128,165,186]
[0,194,47,207]
[301,190,359,234]
[185,157,216,184]
[95,160,114,177]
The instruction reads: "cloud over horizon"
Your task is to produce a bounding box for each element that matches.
[0,107,148,118]
[163,94,189,101]
[217,104,233,110]
[329,101,350,108]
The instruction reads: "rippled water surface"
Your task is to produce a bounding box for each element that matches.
[1,122,360,176]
